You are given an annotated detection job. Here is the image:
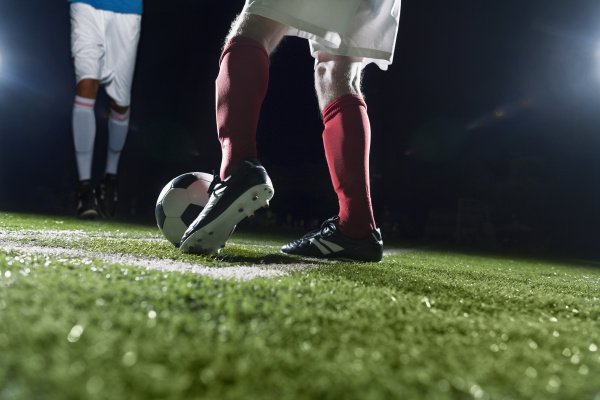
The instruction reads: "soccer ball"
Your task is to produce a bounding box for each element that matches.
[155,172,213,247]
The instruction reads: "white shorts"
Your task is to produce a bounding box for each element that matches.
[242,0,401,70]
[70,2,142,106]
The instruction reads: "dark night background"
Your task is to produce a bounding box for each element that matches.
[1,1,600,259]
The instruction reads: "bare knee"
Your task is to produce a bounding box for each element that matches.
[109,99,129,114]
[75,79,99,99]
[314,52,364,111]
[226,13,287,54]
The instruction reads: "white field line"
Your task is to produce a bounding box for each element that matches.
[0,229,424,281]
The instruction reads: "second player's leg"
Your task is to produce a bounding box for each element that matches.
[314,52,364,112]
[314,52,378,241]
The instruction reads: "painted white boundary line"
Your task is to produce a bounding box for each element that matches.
[0,229,425,281]
[0,239,322,281]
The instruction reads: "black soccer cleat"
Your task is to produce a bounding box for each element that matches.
[76,180,99,220]
[96,173,118,218]
[281,216,383,262]
[180,158,274,255]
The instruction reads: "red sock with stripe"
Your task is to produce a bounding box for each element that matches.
[216,36,269,180]
[322,94,376,238]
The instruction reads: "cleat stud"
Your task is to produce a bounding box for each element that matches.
[238,208,244,212]
[209,232,214,235]
[252,196,258,201]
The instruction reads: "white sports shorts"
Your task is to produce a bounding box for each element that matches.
[70,2,142,106]
[242,0,401,70]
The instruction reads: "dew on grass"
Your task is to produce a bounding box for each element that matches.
[570,355,580,364]
[122,351,137,367]
[148,310,157,319]
[578,365,589,375]
[526,367,537,378]
[590,343,598,352]
[546,376,561,393]
[562,348,572,357]
[67,325,84,343]
[529,341,538,350]
[421,297,431,308]
[4,271,11,278]
[470,384,485,399]
[371,351,381,361]
[553,331,560,337]
[95,298,105,307]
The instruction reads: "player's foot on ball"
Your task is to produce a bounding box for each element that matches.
[180,158,274,255]
[281,216,383,262]
[76,180,99,220]
[96,173,118,218]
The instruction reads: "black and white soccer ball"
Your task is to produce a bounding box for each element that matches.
[155,172,213,247]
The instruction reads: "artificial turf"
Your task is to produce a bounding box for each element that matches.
[0,212,599,399]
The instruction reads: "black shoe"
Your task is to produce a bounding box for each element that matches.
[281,216,383,262]
[180,158,274,254]
[96,173,118,218]
[76,180,99,219]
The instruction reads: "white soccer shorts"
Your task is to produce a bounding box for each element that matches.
[242,0,401,70]
[70,2,142,106]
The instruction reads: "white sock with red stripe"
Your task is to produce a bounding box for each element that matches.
[105,108,130,176]
[72,95,96,181]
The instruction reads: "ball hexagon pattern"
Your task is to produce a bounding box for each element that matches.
[155,172,213,246]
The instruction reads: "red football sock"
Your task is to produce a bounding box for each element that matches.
[322,94,376,238]
[216,36,269,179]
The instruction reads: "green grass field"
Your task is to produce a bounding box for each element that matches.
[1,211,599,400]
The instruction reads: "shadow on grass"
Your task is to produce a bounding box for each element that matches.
[214,253,311,265]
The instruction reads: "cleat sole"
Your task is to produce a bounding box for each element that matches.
[180,183,274,255]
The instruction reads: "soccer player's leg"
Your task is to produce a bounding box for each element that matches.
[281,53,383,262]
[180,14,286,254]
[72,79,100,219]
[98,10,141,218]
[71,2,104,219]
[95,101,128,218]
